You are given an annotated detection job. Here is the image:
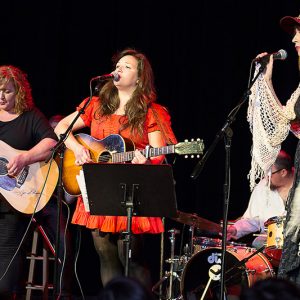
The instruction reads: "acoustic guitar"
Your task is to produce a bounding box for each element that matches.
[62,133,204,196]
[0,141,59,214]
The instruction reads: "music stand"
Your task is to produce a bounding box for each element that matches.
[82,163,178,276]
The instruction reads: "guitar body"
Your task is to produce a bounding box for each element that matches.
[62,133,135,196]
[0,141,59,214]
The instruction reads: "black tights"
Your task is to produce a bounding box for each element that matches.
[91,230,151,288]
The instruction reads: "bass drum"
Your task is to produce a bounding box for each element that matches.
[180,247,274,300]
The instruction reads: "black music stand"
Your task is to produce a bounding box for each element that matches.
[82,163,178,276]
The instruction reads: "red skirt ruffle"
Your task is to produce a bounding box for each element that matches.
[71,197,164,234]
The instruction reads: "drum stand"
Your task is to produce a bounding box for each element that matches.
[152,228,188,300]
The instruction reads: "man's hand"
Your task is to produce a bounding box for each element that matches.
[227,225,238,240]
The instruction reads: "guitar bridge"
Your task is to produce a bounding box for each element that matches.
[16,166,29,187]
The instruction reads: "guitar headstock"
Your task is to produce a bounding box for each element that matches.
[174,139,205,158]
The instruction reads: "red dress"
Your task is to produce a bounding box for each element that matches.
[71,97,176,234]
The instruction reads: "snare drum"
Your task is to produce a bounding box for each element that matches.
[193,237,222,253]
[180,246,274,300]
[193,237,247,254]
[264,216,285,265]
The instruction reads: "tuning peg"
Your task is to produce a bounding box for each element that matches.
[184,139,188,142]
[191,155,194,158]
[191,138,194,141]
[185,155,188,158]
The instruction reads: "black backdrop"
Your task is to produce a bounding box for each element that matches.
[2,0,300,295]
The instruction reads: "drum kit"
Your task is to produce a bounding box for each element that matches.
[152,211,284,300]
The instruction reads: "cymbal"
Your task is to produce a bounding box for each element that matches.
[171,210,221,233]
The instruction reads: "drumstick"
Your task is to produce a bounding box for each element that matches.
[253,233,267,237]
[199,264,222,300]
[200,277,212,300]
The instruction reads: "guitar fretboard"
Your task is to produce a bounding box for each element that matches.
[112,145,175,163]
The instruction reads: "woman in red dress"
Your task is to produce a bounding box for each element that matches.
[55,48,177,288]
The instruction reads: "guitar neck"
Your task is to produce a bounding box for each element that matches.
[112,145,175,163]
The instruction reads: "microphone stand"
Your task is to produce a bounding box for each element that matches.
[46,79,97,299]
[190,60,267,300]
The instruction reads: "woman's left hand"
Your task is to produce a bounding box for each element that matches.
[131,149,150,164]
[255,52,274,81]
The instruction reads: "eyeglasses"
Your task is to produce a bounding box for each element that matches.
[271,168,284,175]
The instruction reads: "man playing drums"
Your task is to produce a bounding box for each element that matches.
[227,150,294,265]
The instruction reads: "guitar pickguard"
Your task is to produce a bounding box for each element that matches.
[0,176,16,191]
[0,157,16,190]
[0,157,9,175]
[97,134,135,162]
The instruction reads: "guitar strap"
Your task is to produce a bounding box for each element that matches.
[150,106,177,145]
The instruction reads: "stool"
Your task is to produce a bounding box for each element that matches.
[25,218,56,300]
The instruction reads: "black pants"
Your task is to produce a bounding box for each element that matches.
[0,209,27,298]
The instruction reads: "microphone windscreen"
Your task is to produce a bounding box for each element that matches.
[274,49,288,60]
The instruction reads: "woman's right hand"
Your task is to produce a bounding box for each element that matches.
[73,143,92,165]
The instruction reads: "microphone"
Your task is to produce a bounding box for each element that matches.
[254,49,288,63]
[91,72,120,81]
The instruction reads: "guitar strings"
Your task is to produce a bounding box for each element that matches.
[96,147,173,163]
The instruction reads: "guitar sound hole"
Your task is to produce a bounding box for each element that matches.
[98,151,112,163]
[0,158,9,175]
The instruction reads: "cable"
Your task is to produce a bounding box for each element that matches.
[74,227,85,300]
[0,153,57,282]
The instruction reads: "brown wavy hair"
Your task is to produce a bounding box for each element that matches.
[96,49,157,136]
[0,65,34,114]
